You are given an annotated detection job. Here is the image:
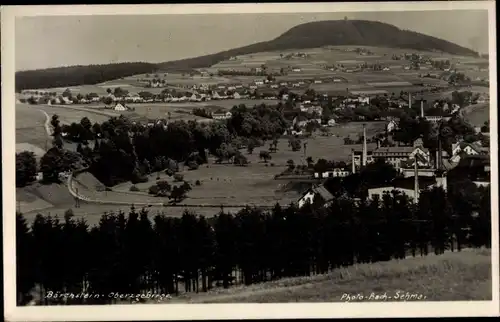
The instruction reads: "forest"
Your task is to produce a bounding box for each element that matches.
[16,182,491,305]
[15,62,157,91]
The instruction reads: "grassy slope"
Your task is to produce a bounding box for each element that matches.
[167,249,491,303]
[463,103,490,127]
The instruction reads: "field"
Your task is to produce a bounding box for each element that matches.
[121,99,280,121]
[166,248,492,303]
[463,103,490,127]
[16,104,49,150]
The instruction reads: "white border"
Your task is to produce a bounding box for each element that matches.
[2,2,499,320]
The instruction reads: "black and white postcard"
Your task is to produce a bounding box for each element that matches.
[2,1,498,320]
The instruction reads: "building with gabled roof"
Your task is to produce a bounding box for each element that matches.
[298,184,334,208]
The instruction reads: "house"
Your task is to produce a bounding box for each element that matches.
[450,142,483,163]
[357,96,370,104]
[298,184,334,208]
[386,118,400,132]
[190,93,203,102]
[114,103,127,111]
[254,80,264,86]
[314,80,323,84]
[61,96,73,104]
[314,168,351,179]
[292,115,309,128]
[383,67,390,71]
[270,84,279,89]
[327,119,336,127]
[292,68,302,72]
[212,110,232,120]
[280,82,288,86]
[232,92,241,99]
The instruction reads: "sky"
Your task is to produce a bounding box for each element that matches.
[15,10,489,71]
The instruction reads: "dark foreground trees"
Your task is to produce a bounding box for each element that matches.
[16,186,491,305]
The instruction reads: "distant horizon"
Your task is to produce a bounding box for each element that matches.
[15,11,489,71]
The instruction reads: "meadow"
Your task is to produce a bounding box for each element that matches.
[170,248,492,303]
[16,104,49,150]
[463,103,490,127]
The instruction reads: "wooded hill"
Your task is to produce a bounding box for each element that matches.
[15,20,478,91]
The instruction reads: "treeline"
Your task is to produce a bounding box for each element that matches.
[15,62,157,91]
[44,104,288,186]
[16,184,491,305]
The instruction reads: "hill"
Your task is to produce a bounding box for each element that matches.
[15,62,157,92]
[167,248,491,303]
[158,20,478,70]
[15,20,478,90]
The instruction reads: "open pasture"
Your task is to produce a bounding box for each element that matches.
[463,103,490,127]
[35,104,113,125]
[16,103,49,148]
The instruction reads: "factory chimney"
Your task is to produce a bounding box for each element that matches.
[421,100,425,118]
[408,93,412,109]
[351,149,356,174]
[362,124,367,167]
[414,157,419,202]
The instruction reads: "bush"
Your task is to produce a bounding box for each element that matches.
[105,187,112,191]
[131,174,148,184]
[148,184,159,195]
[174,173,184,182]
[187,161,199,170]
[165,169,174,176]
[129,185,140,192]
[270,163,275,167]
[195,180,201,186]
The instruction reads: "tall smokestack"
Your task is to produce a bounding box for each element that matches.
[351,149,356,174]
[414,157,419,202]
[408,93,412,109]
[362,124,367,167]
[435,149,439,169]
[421,100,424,118]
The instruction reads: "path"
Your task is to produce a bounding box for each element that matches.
[37,109,52,137]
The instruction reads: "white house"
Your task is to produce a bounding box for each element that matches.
[190,93,203,102]
[314,80,323,84]
[298,185,334,208]
[292,68,302,72]
[254,80,264,86]
[327,119,336,127]
[314,168,351,179]
[450,142,481,163]
[212,111,232,120]
[358,96,370,104]
[114,103,126,111]
[383,67,391,71]
[386,118,399,132]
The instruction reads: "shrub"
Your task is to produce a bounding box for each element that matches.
[187,161,199,170]
[174,173,184,182]
[165,169,174,176]
[195,180,201,186]
[148,184,159,195]
[270,163,275,167]
[105,187,112,191]
[130,185,140,192]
